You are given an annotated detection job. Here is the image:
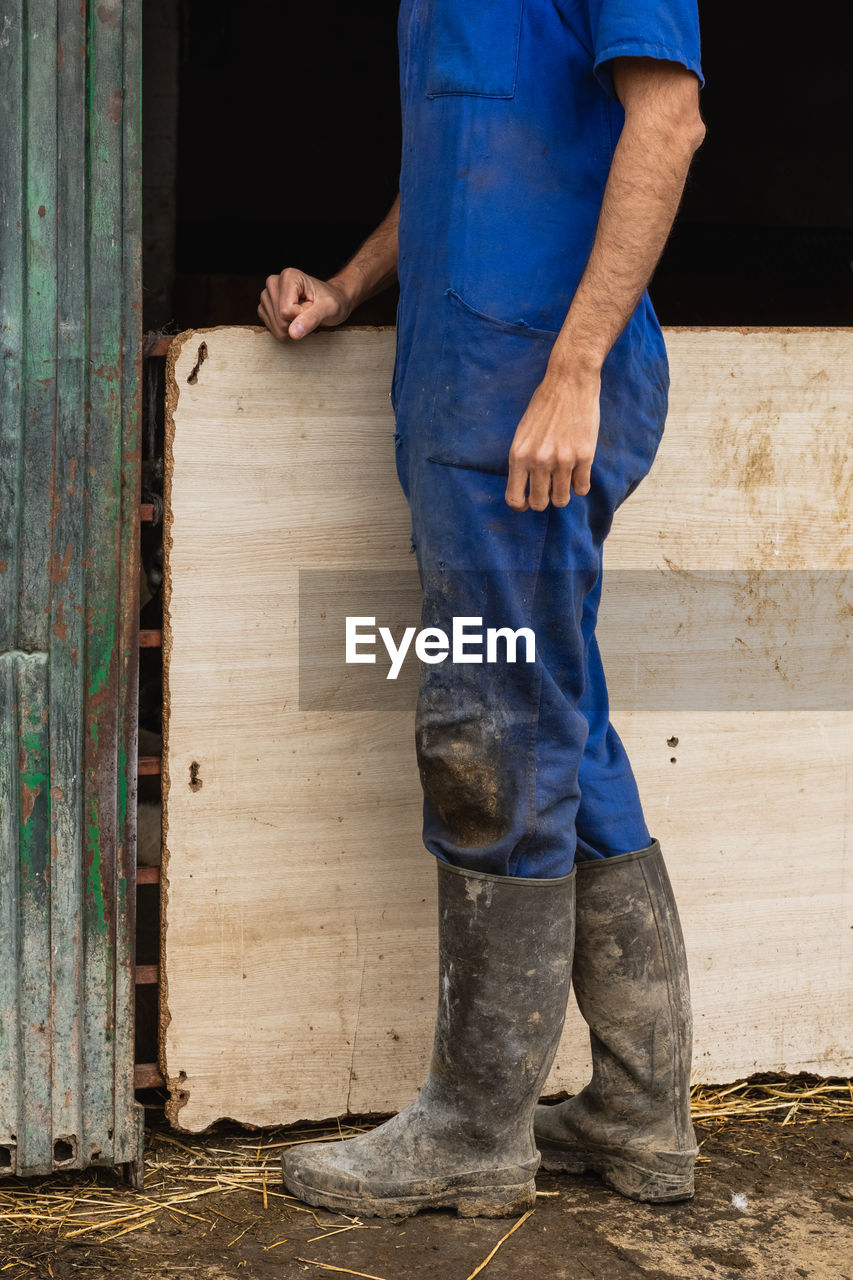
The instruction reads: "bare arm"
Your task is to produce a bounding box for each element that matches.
[258,195,400,341]
[505,58,705,512]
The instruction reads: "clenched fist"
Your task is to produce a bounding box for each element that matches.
[258,268,352,342]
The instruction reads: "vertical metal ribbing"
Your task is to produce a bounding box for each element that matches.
[82,0,124,1168]
[0,657,22,1171]
[19,0,59,654]
[49,0,89,1166]
[0,0,27,1173]
[16,653,52,1173]
[115,0,145,1172]
[17,0,60,1177]
[0,0,25,654]
[0,0,144,1181]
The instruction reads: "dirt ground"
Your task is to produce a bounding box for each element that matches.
[1,1106,851,1280]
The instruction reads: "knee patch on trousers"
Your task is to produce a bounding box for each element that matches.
[415,712,512,848]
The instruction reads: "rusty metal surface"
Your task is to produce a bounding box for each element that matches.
[0,0,144,1180]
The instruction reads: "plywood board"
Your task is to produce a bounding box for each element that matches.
[162,326,853,1131]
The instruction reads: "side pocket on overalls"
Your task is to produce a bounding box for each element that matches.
[426,288,558,477]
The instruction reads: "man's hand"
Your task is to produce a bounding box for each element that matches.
[505,368,601,511]
[259,197,401,344]
[258,269,351,342]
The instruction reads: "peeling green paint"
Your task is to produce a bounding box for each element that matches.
[88,614,115,697]
[116,736,128,910]
[117,736,127,822]
[86,797,107,932]
[18,764,50,878]
[0,0,144,1182]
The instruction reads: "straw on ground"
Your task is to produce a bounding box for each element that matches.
[0,1076,848,1261]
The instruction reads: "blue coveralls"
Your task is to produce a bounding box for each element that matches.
[392,0,703,879]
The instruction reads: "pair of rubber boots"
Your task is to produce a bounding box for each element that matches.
[282,839,697,1217]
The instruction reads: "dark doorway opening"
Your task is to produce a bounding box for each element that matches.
[143,0,852,334]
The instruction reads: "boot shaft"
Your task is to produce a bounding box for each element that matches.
[426,860,576,1135]
[572,842,695,1150]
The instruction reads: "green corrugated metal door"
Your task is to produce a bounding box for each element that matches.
[0,0,145,1180]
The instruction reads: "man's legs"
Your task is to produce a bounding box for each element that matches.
[281,438,597,1217]
[398,289,621,881]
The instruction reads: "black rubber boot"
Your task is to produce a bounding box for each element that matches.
[282,859,576,1218]
[535,840,697,1202]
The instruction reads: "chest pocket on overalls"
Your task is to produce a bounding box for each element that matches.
[425,0,524,98]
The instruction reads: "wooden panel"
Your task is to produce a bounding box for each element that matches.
[607,328,853,572]
[163,326,853,1132]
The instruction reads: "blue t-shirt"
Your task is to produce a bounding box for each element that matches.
[393,0,703,443]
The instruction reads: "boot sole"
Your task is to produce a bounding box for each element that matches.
[537,1142,694,1203]
[281,1168,537,1219]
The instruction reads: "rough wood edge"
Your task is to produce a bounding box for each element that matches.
[159,327,196,1129]
[663,325,853,335]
